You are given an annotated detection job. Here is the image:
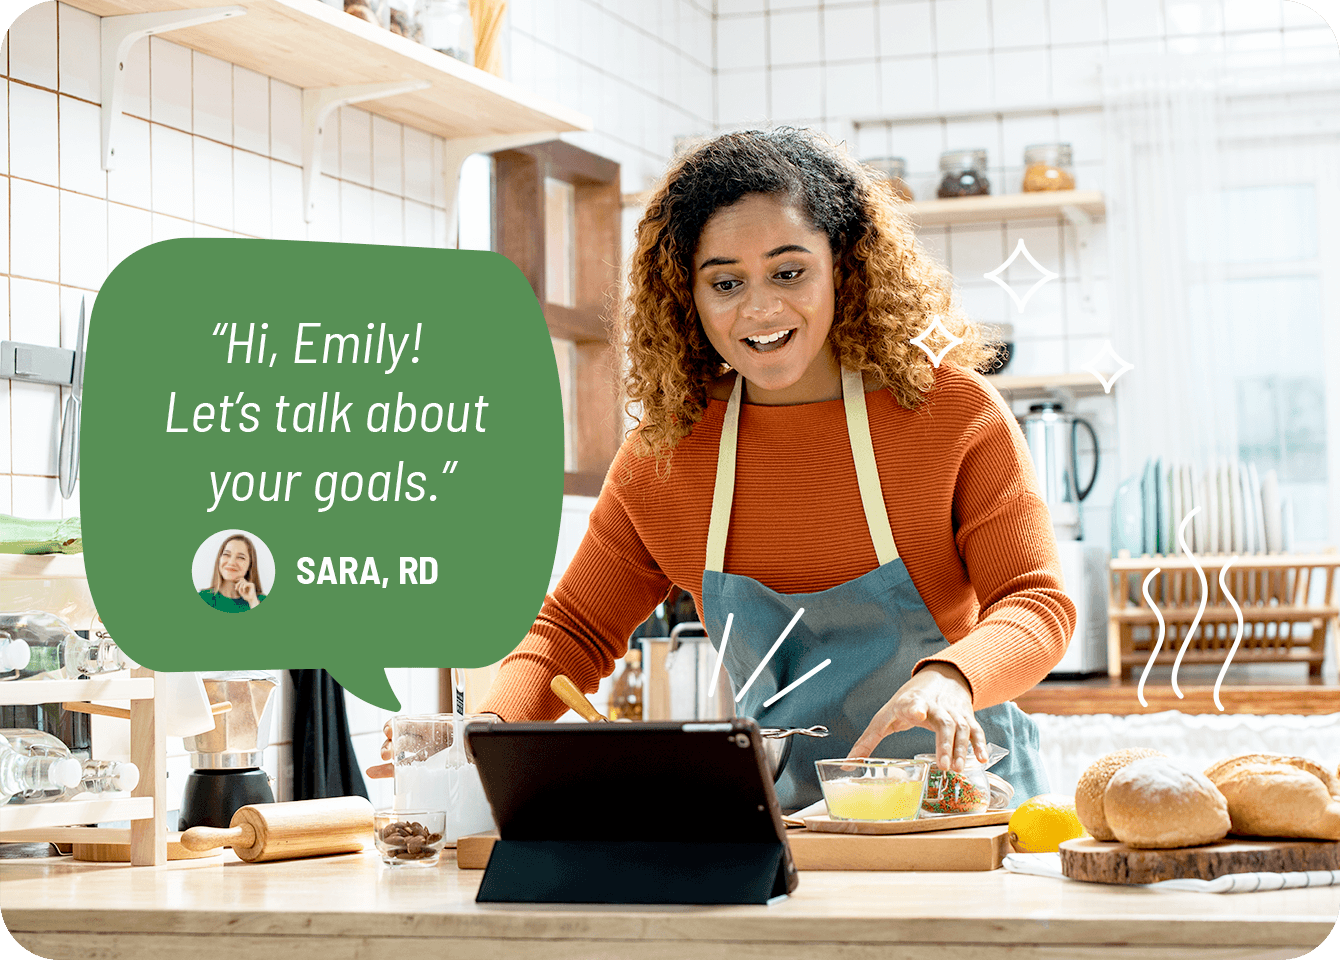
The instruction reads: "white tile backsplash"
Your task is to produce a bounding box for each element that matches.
[991,0,1049,49]
[151,212,193,243]
[1107,0,1165,41]
[270,160,305,242]
[121,32,151,120]
[0,82,8,176]
[58,96,106,198]
[935,51,993,112]
[339,180,373,243]
[10,277,60,347]
[270,80,302,166]
[58,190,108,289]
[11,380,61,476]
[150,37,193,132]
[107,202,152,274]
[371,116,403,195]
[717,67,770,124]
[9,2,58,90]
[233,67,270,155]
[935,0,993,52]
[10,179,60,282]
[770,64,824,120]
[11,475,61,519]
[1049,43,1103,101]
[193,52,234,145]
[717,14,767,70]
[878,1,934,58]
[10,83,59,186]
[1049,0,1106,45]
[769,8,823,66]
[193,137,234,230]
[372,191,404,245]
[825,60,880,118]
[57,3,101,103]
[824,5,879,62]
[403,127,434,204]
[234,148,272,238]
[880,55,937,115]
[992,48,1049,108]
[106,115,152,209]
[151,123,194,219]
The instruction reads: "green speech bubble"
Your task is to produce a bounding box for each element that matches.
[82,240,564,710]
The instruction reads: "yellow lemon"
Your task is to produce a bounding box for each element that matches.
[1008,794,1087,853]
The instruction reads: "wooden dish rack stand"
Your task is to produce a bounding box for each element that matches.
[0,554,168,865]
[1107,551,1340,682]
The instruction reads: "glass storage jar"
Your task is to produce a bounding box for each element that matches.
[1022,143,1076,192]
[915,753,991,816]
[937,149,990,198]
[420,0,474,63]
[866,157,914,202]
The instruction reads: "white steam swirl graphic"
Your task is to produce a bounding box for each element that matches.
[1170,507,1208,700]
[1213,558,1245,712]
[1136,567,1165,709]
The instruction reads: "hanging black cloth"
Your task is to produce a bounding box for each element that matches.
[289,669,369,801]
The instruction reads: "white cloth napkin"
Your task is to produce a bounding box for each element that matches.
[1004,852,1340,893]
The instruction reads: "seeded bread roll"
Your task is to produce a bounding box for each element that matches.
[1104,757,1231,849]
[1205,754,1340,841]
[1074,747,1165,842]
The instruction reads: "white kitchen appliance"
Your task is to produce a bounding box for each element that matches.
[1049,541,1110,677]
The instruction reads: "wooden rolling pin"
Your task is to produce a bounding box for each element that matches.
[550,674,607,722]
[180,796,374,863]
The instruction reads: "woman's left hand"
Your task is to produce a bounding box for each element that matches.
[236,579,259,608]
[847,663,988,771]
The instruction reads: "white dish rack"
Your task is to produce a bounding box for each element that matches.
[0,554,167,865]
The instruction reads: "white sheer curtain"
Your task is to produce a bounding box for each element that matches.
[1103,54,1340,546]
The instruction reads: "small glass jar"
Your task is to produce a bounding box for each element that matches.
[937,149,990,198]
[815,758,930,822]
[344,0,388,29]
[420,0,474,63]
[1022,143,1076,192]
[388,0,422,42]
[391,714,497,843]
[375,809,446,865]
[866,157,914,202]
[915,753,991,817]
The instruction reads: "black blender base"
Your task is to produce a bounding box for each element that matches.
[179,768,275,830]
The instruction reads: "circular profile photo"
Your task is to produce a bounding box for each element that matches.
[193,530,274,613]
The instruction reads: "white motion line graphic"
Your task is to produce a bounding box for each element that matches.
[763,659,833,708]
[735,606,806,703]
[1213,558,1245,713]
[1169,507,1209,700]
[1136,567,1166,709]
[709,612,733,707]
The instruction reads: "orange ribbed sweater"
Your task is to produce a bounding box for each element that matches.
[479,365,1077,722]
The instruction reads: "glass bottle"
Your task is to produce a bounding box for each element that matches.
[608,649,644,722]
[0,630,31,675]
[0,612,128,681]
[1022,142,1076,192]
[1,729,139,803]
[867,157,914,202]
[419,0,474,63]
[937,149,991,198]
[0,736,82,804]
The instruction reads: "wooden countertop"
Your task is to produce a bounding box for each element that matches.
[2,846,1338,959]
[1016,673,1340,717]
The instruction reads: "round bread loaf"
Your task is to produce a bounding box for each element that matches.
[1074,747,1165,842]
[1205,754,1340,840]
[1104,757,1230,849]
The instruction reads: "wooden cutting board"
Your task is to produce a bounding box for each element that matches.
[1060,836,1340,884]
[803,809,1011,835]
[73,832,223,862]
[458,825,1010,872]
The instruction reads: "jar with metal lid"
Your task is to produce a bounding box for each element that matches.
[1022,143,1075,192]
[866,157,914,202]
[937,149,990,198]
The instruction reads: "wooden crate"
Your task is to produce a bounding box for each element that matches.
[1107,552,1340,682]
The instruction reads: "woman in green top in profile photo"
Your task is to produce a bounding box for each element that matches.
[198,534,267,612]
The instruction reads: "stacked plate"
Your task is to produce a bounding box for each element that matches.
[1110,459,1290,557]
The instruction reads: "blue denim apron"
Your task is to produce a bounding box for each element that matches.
[700,368,1050,811]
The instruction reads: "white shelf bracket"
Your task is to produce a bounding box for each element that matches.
[101,6,246,170]
[440,131,566,247]
[302,81,430,222]
[1061,202,1098,322]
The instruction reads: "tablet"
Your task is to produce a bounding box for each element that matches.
[465,718,798,904]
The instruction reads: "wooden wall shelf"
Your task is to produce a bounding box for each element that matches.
[908,190,1105,227]
[0,554,88,580]
[984,372,1112,400]
[1016,678,1340,717]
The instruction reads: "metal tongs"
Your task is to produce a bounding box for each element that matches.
[57,298,87,499]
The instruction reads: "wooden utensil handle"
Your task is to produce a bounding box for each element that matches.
[180,823,256,852]
[62,700,231,720]
[550,675,607,722]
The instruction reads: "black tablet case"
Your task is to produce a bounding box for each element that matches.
[466,720,798,905]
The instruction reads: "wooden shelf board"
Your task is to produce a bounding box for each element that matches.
[1017,678,1340,716]
[1111,553,1340,572]
[0,676,154,706]
[983,371,1110,398]
[63,0,590,141]
[908,190,1105,226]
[0,797,154,833]
[0,554,87,580]
[1111,605,1339,623]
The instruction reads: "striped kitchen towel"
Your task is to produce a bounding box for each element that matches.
[1003,853,1340,893]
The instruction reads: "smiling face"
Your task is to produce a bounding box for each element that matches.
[218,539,252,582]
[692,193,841,405]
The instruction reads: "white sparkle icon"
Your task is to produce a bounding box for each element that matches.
[1082,340,1134,393]
[908,315,964,368]
[984,238,1058,313]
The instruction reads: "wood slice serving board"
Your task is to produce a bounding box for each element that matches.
[803,809,1011,835]
[457,824,1011,872]
[1060,837,1340,885]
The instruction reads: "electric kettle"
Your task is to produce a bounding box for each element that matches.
[1018,402,1099,540]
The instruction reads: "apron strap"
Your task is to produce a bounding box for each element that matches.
[704,369,899,574]
[705,373,744,573]
[842,367,899,565]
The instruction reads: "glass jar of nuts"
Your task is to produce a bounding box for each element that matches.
[375,809,447,865]
[1022,143,1076,192]
[937,149,990,198]
[866,157,915,202]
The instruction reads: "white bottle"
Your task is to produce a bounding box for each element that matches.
[0,630,31,674]
[0,612,127,680]
[0,729,140,802]
[0,737,82,804]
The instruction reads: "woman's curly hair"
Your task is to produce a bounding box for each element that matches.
[618,127,998,461]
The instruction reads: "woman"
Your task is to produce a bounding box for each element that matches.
[477,128,1075,810]
[198,534,267,612]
